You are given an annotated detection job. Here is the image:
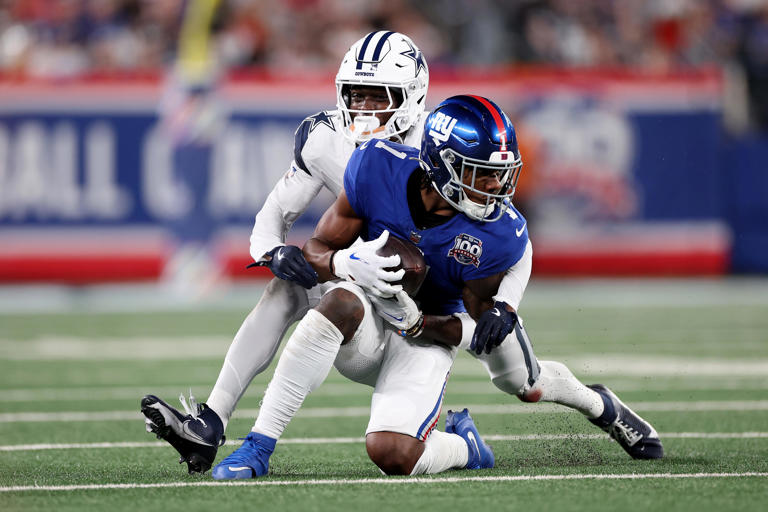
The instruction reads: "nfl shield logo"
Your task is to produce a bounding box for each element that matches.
[409,231,422,244]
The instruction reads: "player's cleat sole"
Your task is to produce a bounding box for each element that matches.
[587,384,664,460]
[212,432,277,480]
[445,408,495,470]
[141,394,225,474]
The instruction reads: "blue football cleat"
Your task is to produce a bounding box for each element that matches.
[212,432,277,479]
[141,394,225,474]
[588,384,664,460]
[445,408,495,470]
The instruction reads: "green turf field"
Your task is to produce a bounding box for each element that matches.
[1,279,767,511]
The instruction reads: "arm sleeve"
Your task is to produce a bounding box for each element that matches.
[248,165,324,262]
[492,240,533,311]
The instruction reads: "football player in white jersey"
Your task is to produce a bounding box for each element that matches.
[141,31,431,474]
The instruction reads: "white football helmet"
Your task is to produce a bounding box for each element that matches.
[335,31,429,143]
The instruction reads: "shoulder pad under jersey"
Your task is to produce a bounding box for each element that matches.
[293,110,340,175]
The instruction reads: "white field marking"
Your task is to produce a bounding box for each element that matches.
[2,472,767,493]
[4,335,768,379]
[4,400,768,423]
[6,377,768,403]
[2,278,767,315]
[0,336,232,360]
[2,432,767,452]
[450,355,768,378]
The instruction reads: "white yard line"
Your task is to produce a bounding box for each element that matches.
[4,377,768,403]
[3,400,768,423]
[2,472,767,493]
[2,432,767,452]
[4,337,768,378]
[2,278,767,314]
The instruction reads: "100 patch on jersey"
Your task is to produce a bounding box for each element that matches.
[448,233,483,267]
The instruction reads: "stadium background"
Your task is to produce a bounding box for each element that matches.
[1,2,767,509]
[1,0,767,284]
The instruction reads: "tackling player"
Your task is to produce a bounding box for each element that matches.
[141,31,431,474]
[208,96,663,479]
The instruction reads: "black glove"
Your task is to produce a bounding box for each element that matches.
[247,245,318,289]
[470,301,518,355]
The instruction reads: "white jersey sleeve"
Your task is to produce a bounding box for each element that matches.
[249,166,324,262]
[248,110,355,262]
[492,240,533,311]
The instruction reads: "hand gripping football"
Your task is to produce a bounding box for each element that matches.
[376,235,428,296]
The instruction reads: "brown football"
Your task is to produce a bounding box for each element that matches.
[376,235,428,296]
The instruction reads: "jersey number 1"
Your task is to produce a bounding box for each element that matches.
[375,141,407,159]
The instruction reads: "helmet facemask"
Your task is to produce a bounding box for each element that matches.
[434,148,523,222]
[336,83,408,142]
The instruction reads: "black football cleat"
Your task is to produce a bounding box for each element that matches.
[141,394,226,474]
[588,384,663,460]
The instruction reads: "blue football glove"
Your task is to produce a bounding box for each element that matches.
[247,245,318,289]
[470,301,518,355]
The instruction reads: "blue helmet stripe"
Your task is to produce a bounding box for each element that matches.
[355,31,380,69]
[370,30,394,62]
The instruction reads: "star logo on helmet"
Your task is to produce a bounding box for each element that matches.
[308,111,335,132]
[400,40,427,77]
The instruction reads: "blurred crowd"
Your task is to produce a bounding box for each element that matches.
[1,0,767,126]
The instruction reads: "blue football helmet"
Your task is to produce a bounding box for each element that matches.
[420,95,523,222]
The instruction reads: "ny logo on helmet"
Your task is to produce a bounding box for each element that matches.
[428,112,457,146]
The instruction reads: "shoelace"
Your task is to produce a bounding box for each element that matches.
[611,420,643,446]
[179,390,202,417]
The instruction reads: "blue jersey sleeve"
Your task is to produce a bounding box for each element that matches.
[343,141,386,219]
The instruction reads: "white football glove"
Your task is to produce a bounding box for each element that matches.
[369,290,422,332]
[333,230,404,297]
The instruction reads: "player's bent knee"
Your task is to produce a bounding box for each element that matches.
[365,432,424,475]
[315,288,364,343]
[519,387,542,403]
[491,368,530,397]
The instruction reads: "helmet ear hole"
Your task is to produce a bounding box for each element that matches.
[341,84,351,108]
[390,88,404,108]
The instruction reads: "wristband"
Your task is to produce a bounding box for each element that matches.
[328,250,338,277]
[397,313,425,338]
[452,312,475,350]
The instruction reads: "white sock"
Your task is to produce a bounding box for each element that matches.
[534,360,604,418]
[409,430,469,475]
[206,279,309,430]
[252,309,343,439]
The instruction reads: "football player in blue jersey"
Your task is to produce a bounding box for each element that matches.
[209,95,663,479]
[141,31,431,474]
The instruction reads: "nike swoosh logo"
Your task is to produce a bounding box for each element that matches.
[491,308,501,317]
[227,466,252,472]
[349,252,364,262]
[466,431,480,457]
[276,248,285,261]
[516,223,526,237]
[383,311,404,322]
[181,422,214,446]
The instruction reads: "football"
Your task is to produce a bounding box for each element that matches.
[377,235,428,296]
